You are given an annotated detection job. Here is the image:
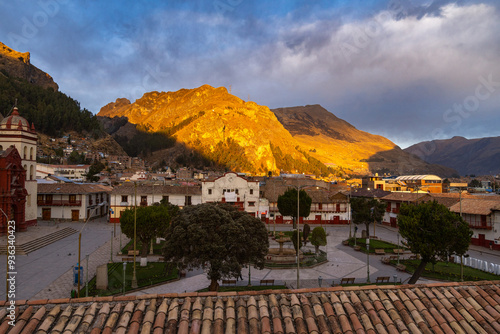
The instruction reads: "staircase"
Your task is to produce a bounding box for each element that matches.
[0,227,78,255]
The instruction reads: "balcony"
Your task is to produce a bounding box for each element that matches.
[469,223,493,230]
[38,199,82,206]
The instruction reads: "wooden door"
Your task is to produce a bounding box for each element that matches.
[71,210,79,221]
[42,208,51,220]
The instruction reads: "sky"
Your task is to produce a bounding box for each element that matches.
[0,0,499,148]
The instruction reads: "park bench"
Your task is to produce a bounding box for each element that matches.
[375,249,385,255]
[340,277,355,285]
[221,279,237,286]
[381,257,391,264]
[122,257,134,262]
[128,250,139,256]
[260,279,275,286]
[393,249,405,255]
[375,276,390,283]
[396,264,406,271]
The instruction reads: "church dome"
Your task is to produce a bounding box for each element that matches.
[0,107,35,133]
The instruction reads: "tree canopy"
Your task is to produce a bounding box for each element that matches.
[350,197,386,238]
[277,188,312,229]
[310,226,327,254]
[398,201,472,284]
[120,204,179,257]
[162,203,269,291]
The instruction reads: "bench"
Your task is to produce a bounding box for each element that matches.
[340,277,355,285]
[393,249,405,254]
[128,250,139,256]
[381,257,391,264]
[122,257,135,262]
[375,276,390,283]
[260,279,275,286]
[375,249,385,255]
[396,264,406,271]
[221,279,237,286]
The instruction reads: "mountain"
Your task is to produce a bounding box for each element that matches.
[271,105,458,177]
[98,85,336,175]
[404,136,500,176]
[0,42,58,91]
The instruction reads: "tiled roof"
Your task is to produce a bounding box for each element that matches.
[350,189,391,199]
[449,198,500,215]
[111,184,202,196]
[381,192,431,203]
[3,281,500,333]
[38,183,112,194]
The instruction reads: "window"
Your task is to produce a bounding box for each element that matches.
[46,194,53,204]
[235,189,239,194]
[141,196,147,206]
[185,196,192,206]
[318,203,322,210]
[249,189,253,195]
[162,196,169,203]
[248,201,255,207]
[208,189,212,195]
[121,195,128,203]
[69,194,76,203]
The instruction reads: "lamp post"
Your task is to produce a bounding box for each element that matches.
[348,186,352,239]
[366,238,370,283]
[85,254,89,297]
[78,201,107,298]
[132,182,138,289]
[397,233,400,266]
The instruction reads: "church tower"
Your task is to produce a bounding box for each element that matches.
[0,107,38,228]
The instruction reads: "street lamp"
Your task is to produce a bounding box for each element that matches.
[78,201,107,298]
[366,238,370,283]
[132,182,138,289]
[285,182,310,289]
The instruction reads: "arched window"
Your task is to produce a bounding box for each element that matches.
[30,165,34,180]
[0,145,3,150]
[23,146,27,159]
[30,147,34,160]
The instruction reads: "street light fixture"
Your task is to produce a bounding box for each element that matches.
[78,201,107,298]
[366,238,370,283]
[285,182,310,289]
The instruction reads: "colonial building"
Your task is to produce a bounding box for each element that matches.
[449,198,500,250]
[381,192,432,227]
[0,146,27,234]
[109,183,202,223]
[260,178,350,225]
[0,107,37,227]
[37,183,111,222]
[202,172,260,216]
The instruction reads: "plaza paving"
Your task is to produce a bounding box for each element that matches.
[1,222,500,300]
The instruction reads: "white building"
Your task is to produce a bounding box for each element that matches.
[109,183,202,223]
[201,172,260,216]
[449,198,500,250]
[37,183,111,222]
[37,163,90,181]
[0,107,37,227]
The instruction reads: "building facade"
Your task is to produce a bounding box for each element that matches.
[201,172,260,215]
[37,183,111,222]
[0,146,27,234]
[0,107,37,227]
[109,183,202,223]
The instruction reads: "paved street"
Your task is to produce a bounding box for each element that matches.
[2,222,500,300]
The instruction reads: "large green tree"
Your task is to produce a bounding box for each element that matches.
[162,203,269,291]
[350,197,386,238]
[120,204,178,259]
[398,201,472,284]
[277,188,312,229]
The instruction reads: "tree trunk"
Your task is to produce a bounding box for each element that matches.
[408,259,428,284]
[140,239,149,257]
[209,279,219,291]
[293,216,297,229]
[315,245,319,254]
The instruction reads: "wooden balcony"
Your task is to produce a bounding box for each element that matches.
[37,200,82,206]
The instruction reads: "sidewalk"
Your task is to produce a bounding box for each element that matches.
[32,233,130,299]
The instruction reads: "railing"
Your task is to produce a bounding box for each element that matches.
[37,200,82,206]
[468,223,493,230]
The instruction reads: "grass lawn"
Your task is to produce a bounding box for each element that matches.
[396,259,500,282]
[82,262,178,297]
[121,239,165,255]
[348,238,406,253]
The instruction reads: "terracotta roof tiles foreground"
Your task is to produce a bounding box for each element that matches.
[2,281,500,333]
